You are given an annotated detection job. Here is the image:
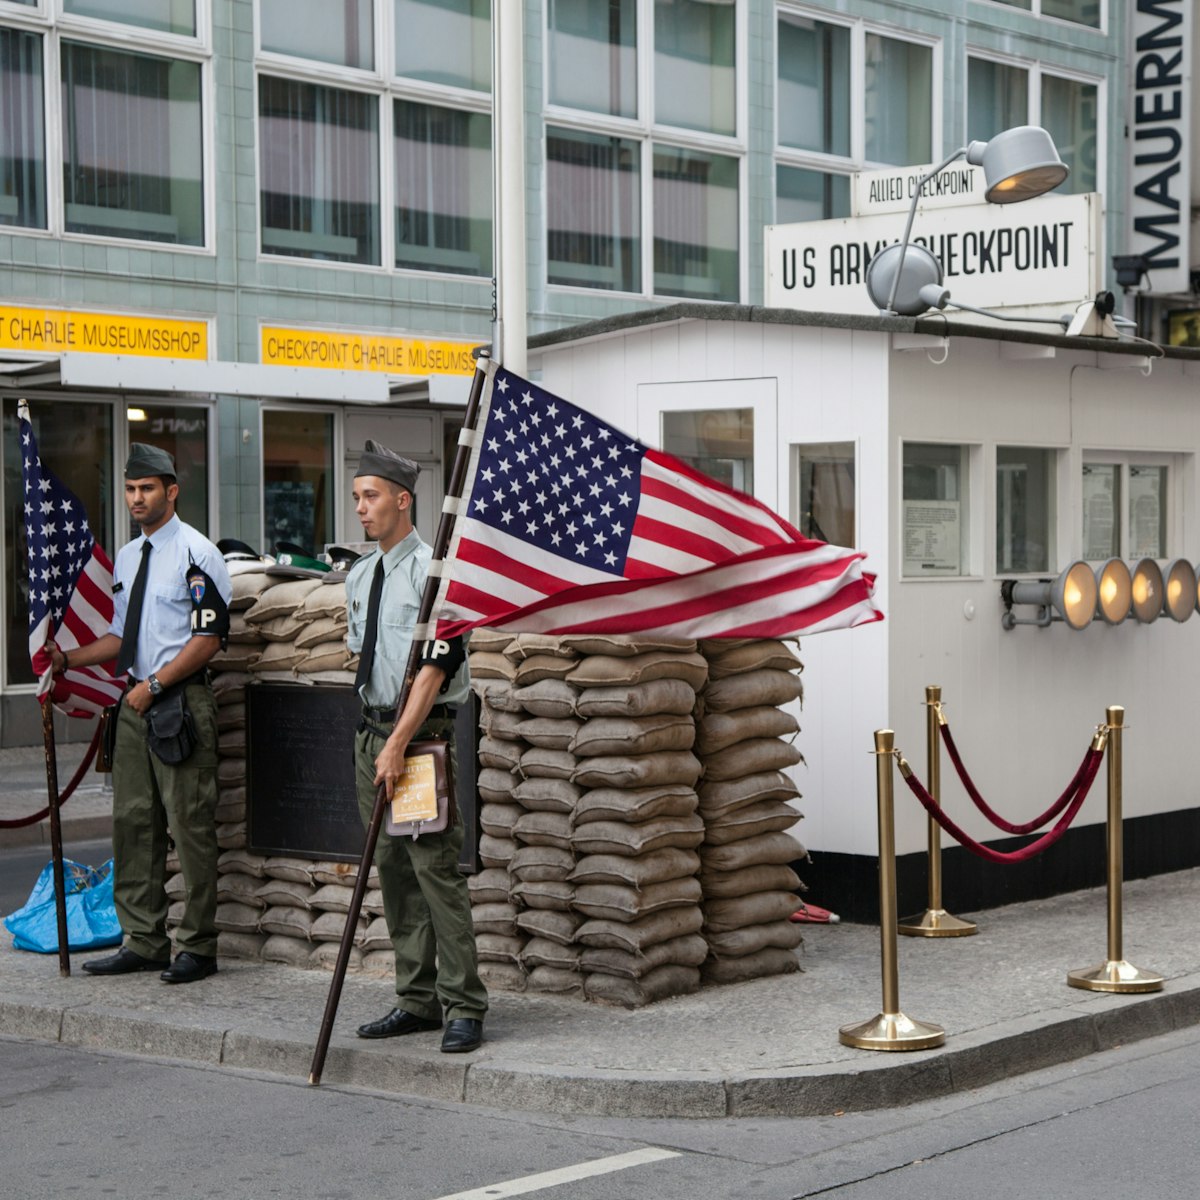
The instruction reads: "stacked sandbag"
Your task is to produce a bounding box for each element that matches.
[564,637,708,1006]
[695,640,808,985]
[469,630,533,993]
[242,575,355,685]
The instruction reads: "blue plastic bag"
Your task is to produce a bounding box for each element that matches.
[3,858,123,953]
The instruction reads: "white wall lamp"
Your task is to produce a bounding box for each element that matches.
[1162,558,1196,623]
[1000,561,1096,631]
[1094,558,1132,625]
[866,126,1069,318]
[1130,559,1164,624]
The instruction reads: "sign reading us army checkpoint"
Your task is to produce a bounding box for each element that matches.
[766,162,1101,317]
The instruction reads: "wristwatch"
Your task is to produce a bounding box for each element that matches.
[147,673,163,696]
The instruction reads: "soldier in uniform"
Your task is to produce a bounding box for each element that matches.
[347,440,487,1053]
[49,443,231,984]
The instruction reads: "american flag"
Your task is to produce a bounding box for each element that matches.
[434,364,883,640]
[19,401,125,716]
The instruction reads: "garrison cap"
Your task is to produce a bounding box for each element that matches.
[125,443,176,479]
[354,440,419,493]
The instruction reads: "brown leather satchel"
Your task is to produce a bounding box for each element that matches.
[385,738,457,839]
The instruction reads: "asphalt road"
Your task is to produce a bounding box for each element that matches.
[4,1020,1200,1199]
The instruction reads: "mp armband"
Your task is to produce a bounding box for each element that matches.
[418,634,465,679]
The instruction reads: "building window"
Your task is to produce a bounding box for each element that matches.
[260,0,373,70]
[256,0,492,273]
[544,0,742,301]
[0,27,45,230]
[547,0,637,118]
[986,0,1102,29]
[775,11,934,226]
[996,446,1055,575]
[258,77,380,266]
[61,42,205,246]
[546,127,640,292]
[3,398,115,688]
[662,408,753,492]
[263,410,335,556]
[653,145,738,301]
[64,0,197,37]
[395,100,491,277]
[394,0,490,92]
[903,442,969,578]
[968,57,1100,194]
[655,0,736,135]
[795,442,855,546]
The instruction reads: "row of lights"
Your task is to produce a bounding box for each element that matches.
[1000,559,1200,630]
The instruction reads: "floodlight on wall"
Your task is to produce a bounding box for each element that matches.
[1094,558,1132,625]
[1130,559,1164,623]
[1161,558,1196,622]
[866,126,1070,317]
[1000,561,1097,631]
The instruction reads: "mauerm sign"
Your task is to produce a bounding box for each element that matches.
[765,192,1101,317]
[261,326,479,375]
[0,304,209,359]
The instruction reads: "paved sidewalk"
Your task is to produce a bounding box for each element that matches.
[0,743,112,849]
[2,842,1198,1118]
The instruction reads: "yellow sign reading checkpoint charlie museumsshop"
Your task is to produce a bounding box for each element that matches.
[1,305,209,359]
[261,326,478,375]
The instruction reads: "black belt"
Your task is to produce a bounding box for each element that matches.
[130,670,209,689]
[360,702,455,725]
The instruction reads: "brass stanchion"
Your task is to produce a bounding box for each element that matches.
[1067,706,1163,993]
[899,686,977,938]
[840,730,945,1051]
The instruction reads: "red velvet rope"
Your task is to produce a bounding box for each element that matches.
[899,746,1104,865]
[0,721,102,829]
[941,721,1093,835]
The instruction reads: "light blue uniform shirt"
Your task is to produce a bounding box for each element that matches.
[345,529,469,710]
[109,514,233,680]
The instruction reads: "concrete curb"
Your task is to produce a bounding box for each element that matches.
[4,974,1199,1118]
[0,814,113,850]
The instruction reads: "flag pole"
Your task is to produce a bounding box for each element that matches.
[39,700,71,976]
[308,354,493,1086]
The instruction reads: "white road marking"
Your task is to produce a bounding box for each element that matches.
[430,1147,682,1199]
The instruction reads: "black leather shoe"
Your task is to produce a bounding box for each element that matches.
[160,952,218,984]
[82,947,170,975]
[356,1008,442,1039]
[440,1018,483,1054]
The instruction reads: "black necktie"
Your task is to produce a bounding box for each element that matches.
[354,557,385,694]
[116,540,153,676]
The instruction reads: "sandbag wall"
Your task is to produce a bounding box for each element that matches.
[164,568,377,971]
[469,632,807,1007]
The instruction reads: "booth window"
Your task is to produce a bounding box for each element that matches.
[395,100,492,277]
[996,446,1055,575]
[775,12,933,225]
[1083,459,1171,561]
[902,442,969,578]
[61,42,204,246]
[967,56,1100,196]
[0,27,46,230]
[263,410,334,557]
[662,408,753,492]
[3,399,114,688]
[125,403,209,537]
[795,442,855,546]
[543,0,743,302]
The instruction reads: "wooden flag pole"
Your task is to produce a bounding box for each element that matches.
[39,700,71,976]
[308,355,492,1086]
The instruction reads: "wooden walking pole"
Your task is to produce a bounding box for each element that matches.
[1067,706,1163,993]
[899,685,976,937]
[840,730,944,1051]
[308,355,491,1086]
[39,700,71,976]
